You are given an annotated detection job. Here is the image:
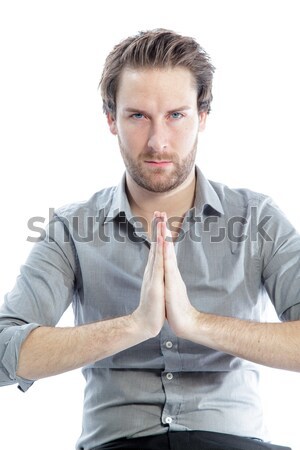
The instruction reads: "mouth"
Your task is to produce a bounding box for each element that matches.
[144,160,173,167]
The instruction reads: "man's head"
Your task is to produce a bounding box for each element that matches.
[99,29,215,194]
[100,28,215,119]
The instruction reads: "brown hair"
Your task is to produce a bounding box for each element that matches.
[99,28,215,118]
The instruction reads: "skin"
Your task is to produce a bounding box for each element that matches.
[107,67,207,235]
[17,67,300,380]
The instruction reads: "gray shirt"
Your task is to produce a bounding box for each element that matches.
[1,167,300,449]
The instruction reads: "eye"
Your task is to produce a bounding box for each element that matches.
[131,113,145,119]
[170,112,183,119]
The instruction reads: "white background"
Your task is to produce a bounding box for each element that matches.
[0,1,299,449]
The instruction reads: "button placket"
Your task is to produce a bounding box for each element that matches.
[159,326,182,428]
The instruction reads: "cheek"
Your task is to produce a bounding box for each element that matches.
[119,125,149,148]
[174,123,199,146]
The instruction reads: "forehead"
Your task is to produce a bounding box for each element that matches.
[116,67,197,107]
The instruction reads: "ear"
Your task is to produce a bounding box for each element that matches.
[107,112,118,135]
[198,112,207,132]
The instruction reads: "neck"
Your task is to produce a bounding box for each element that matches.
[126,168,197,231]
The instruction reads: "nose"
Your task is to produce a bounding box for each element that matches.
[147,121,168,152]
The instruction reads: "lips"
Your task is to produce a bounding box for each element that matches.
[144,160,172,166]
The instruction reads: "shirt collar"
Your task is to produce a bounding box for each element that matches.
[104,173,132,224]
[192,166,224,218]
[104,166,224,224]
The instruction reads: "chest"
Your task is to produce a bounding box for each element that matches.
[74,222,262,324]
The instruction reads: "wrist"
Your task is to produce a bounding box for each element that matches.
[176,306,202,340]
[129,310,160,341]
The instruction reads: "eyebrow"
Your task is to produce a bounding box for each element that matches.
[123,106,192,114]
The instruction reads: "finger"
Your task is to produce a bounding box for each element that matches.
[156,217,164,241]
[146,223,158,274]
[152,222,164,280]
[147,239,156,272]
[162,222,178,277]
[159,211,167,225]
[148,213,163,276]
[164,215,173,242]
[151,212,164,243]
[160,218,176,257]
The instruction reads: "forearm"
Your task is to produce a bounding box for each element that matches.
[183,311,300,371]
[16,221,167,382]
[16,314,147,380]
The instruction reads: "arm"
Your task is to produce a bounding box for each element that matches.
[161,219,300,372]
[180,312,300,372]
[16,220,165,381]
[17,315,147,380]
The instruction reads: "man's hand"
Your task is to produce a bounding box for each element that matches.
[160,215,300,372]
[133,211,198,339]
[131,213,166,338]
[132,212,300,372]
[161,217,199,338]
[17,214,168,381]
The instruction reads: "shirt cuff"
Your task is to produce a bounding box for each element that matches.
[1,323,40,392]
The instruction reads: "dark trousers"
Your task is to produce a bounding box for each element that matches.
[94,430,291,450]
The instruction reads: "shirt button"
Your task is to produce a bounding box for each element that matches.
[165,416,173,424]
[166,372,173,380]
[165,341,173,349]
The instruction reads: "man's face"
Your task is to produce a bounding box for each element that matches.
[108,67,207,193]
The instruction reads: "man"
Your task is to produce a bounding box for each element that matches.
[0,29,299,450]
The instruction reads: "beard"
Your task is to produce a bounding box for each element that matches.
[118,137,198,193]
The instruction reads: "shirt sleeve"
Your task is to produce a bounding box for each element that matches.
[259,197,300,321]
[0,215,77,392]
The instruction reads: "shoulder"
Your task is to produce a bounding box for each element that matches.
[53,185,117,222]
[209,179,272,216]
